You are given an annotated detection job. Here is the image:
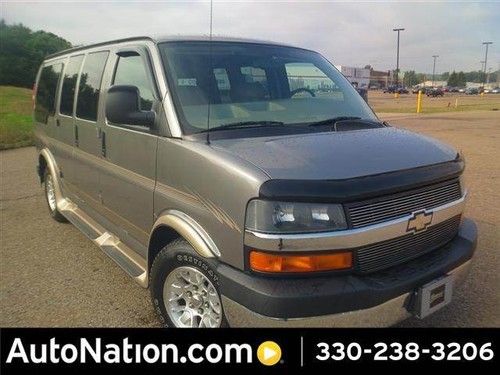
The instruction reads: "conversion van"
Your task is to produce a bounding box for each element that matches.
[34,36,477,327]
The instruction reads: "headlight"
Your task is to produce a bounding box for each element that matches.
[246,200,347,234]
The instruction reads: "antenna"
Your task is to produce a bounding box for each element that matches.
[206,0,213,145]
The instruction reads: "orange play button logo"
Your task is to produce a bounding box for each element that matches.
[257,341,282,366]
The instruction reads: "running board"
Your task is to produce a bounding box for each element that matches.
[59,198,148,288]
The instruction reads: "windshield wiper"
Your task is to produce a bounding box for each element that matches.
[306,116,362,127]
[199,120,285,133]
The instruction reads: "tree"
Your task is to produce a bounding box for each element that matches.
[447,71,458,87]
[0,20,72,88]
[463,71,486,83]
[457,72,466,87]
[403,70,420,86]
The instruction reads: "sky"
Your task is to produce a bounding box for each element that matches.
[2,0,499,74]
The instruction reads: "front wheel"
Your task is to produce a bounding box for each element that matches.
[150,239,227,328]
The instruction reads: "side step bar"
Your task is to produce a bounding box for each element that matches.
[59,198,148,288]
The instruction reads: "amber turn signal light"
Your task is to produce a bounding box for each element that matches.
[249,250,352,273]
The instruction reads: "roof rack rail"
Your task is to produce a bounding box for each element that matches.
[45,36,155,59]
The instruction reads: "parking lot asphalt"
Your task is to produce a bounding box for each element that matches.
[1,110,499,327]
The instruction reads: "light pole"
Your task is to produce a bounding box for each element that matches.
[479,61,485,88]
[432,55,439,87]
[393,28,405,87]
[498,62,500,86]
[482,42,493,89]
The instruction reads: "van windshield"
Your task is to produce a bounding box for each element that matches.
[159,41,376,135]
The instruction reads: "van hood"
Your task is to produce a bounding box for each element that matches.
[211,128,458,180]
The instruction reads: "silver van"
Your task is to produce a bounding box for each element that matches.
[34,35,477,328]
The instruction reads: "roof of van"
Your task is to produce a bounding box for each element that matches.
[45,35,298,59]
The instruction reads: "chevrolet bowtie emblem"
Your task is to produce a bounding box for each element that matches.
[407,210,433,233]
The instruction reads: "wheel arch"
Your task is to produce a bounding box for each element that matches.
[147,210,221,273]
[38,148,64,205]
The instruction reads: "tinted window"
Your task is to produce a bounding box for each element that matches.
[213,68,231,102]
[159,42,376,134]
[76,51,109,121]
[285,62,342,99]
[240,66,269,99]
[60,55,84,116]
[113,55,155,111]
[35,63,62,124]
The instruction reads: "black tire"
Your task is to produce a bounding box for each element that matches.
[43,168,67,223]
[150,238,228,328]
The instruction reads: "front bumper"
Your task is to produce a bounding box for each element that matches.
[218,218,477,327]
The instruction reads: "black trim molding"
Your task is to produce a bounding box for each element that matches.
[259,157,464,203]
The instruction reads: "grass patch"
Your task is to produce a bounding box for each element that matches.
[370,94,500,114]
[0,86,34,150]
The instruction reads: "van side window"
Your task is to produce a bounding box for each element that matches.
[60,55,84,116]
[76,51,109,121]
[35,63,63,124]
[113,55,155,111]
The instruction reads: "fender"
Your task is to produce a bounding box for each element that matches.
[150,210,221,261]
[39,148,67,211]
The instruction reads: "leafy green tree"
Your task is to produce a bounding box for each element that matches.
[0,19,72,88]
[403,70,420,86]
[464,71,487,83]
[447,71,458,87]
[457,72,466,87]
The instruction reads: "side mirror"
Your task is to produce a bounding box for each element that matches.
[105,85,155,127]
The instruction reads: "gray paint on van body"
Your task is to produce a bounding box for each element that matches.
[35,35,460,276]
[211,128,457,180]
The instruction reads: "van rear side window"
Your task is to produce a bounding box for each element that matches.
[35,63,62,124]
[76,51,109,122]
[60,55,84,116]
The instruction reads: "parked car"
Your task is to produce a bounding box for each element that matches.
[449,87,460,93]
[465,87,479,95]
[34,35,476,328]
[412,86,427,94]
[458,88,466,93]
[491,87,500,94]
[427,88,444,97]
[383,85,407,94]
[383,85,397,93]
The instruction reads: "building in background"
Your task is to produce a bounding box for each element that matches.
[368,67,393,89]
[416,80,447,88]
[335,65,371,88]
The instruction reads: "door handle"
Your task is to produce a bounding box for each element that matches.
[74,125,79,147]
[101,131,106,157]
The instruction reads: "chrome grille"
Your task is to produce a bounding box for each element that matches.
[347,180,461,228]
[356,215,461,273]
